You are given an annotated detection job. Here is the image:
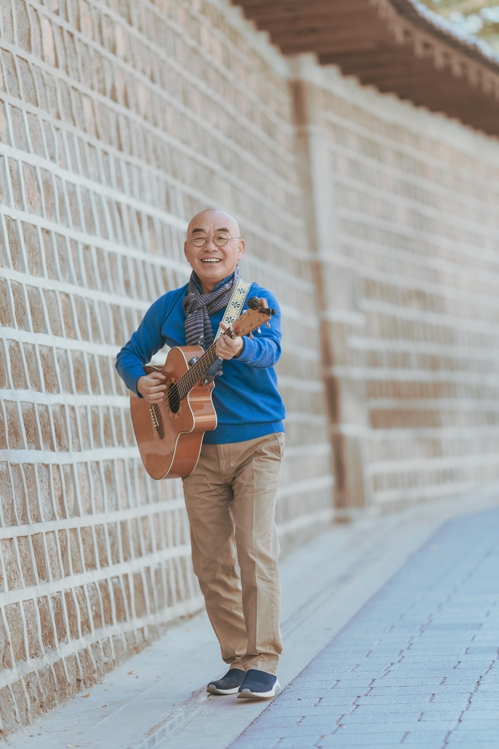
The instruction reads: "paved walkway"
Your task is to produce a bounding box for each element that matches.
[7,498,498,749]
[231,508,499,749]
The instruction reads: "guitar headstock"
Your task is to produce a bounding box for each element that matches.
[225,297,276,339]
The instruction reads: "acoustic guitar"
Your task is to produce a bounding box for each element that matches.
[130,298,275,480]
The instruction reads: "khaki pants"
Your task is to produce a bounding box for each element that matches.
[182,433,284,675]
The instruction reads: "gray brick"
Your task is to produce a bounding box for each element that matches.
[451,728,499,738]
[460,710,499,720]
[418,715,461,724]
[317,733,406,746]
[332,722,419,733]
[402,721,457,731]
[446,736,499,746]
[454,719,499,729]
[352,695,430,705]
[231,741,280,749]
[368,686,438,695]
[402,730,451,743]
[300,716,348,730]
[375,678,444,686]
[338,714,417,724]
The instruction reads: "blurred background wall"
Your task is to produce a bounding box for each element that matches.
[292,57,499,513]
[0,0,498,734]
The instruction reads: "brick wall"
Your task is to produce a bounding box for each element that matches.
[0,0,331,733]
[292,58,499,513]
[2,0,499,736]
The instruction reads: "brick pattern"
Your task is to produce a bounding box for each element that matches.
[230,508,499,749]
[312,71,499,510]
[0,0,330,733]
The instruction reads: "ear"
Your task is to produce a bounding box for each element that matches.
[184,241,190,263]
[237,238,245,261]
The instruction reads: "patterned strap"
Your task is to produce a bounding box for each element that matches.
[214,279,252,341]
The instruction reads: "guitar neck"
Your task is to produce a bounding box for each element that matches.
[176,341,219,400]
[174,298,273,400]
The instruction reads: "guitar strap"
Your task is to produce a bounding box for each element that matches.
[214,278,252,341]
[203,278,251,383]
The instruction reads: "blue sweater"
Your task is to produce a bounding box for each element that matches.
[115,278,286,444]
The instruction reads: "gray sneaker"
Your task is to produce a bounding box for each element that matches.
[237,669,281,700]
[207,668,246,695]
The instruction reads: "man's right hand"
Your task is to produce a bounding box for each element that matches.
[137,371,167,403]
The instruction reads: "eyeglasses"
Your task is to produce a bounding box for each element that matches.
[186,232,240,248]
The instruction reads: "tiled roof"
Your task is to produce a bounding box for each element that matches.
[235,0,499,137]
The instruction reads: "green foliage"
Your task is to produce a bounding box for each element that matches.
[419,0,499,52]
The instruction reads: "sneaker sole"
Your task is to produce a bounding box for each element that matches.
[237,680,281,700]
[206,684,240,695]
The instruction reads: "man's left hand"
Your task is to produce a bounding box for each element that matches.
[216,323,243,360]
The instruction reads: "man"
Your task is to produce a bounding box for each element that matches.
[116,209,285,700]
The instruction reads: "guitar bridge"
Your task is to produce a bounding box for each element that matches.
[150,404,164,439]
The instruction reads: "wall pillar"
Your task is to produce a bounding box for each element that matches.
[289,57,371,512]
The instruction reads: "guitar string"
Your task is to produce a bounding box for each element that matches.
[176,341,218,398]
[152,312,267,422]
[154,336,222,420]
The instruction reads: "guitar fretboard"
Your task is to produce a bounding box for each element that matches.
[176,340,220,401]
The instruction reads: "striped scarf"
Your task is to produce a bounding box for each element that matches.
[183,267,239,349]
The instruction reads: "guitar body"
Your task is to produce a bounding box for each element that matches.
[130,345,217,480]
[129,298,275,481]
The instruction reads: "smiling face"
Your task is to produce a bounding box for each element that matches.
[184,209,245,293]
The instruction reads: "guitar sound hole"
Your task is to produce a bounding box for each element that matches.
[168,383,180,414]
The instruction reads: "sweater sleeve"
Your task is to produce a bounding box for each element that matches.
[115,295,169,396]
[236,288,282,369]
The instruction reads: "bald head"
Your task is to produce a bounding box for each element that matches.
[186,209,240,239]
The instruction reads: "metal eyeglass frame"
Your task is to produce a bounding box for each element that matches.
[186,233,240,248]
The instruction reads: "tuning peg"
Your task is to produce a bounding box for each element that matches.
[249,332,254,339]
[266,322,270,328]
[257,327,261,335]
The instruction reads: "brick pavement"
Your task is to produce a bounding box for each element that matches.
[230,507,499,749]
